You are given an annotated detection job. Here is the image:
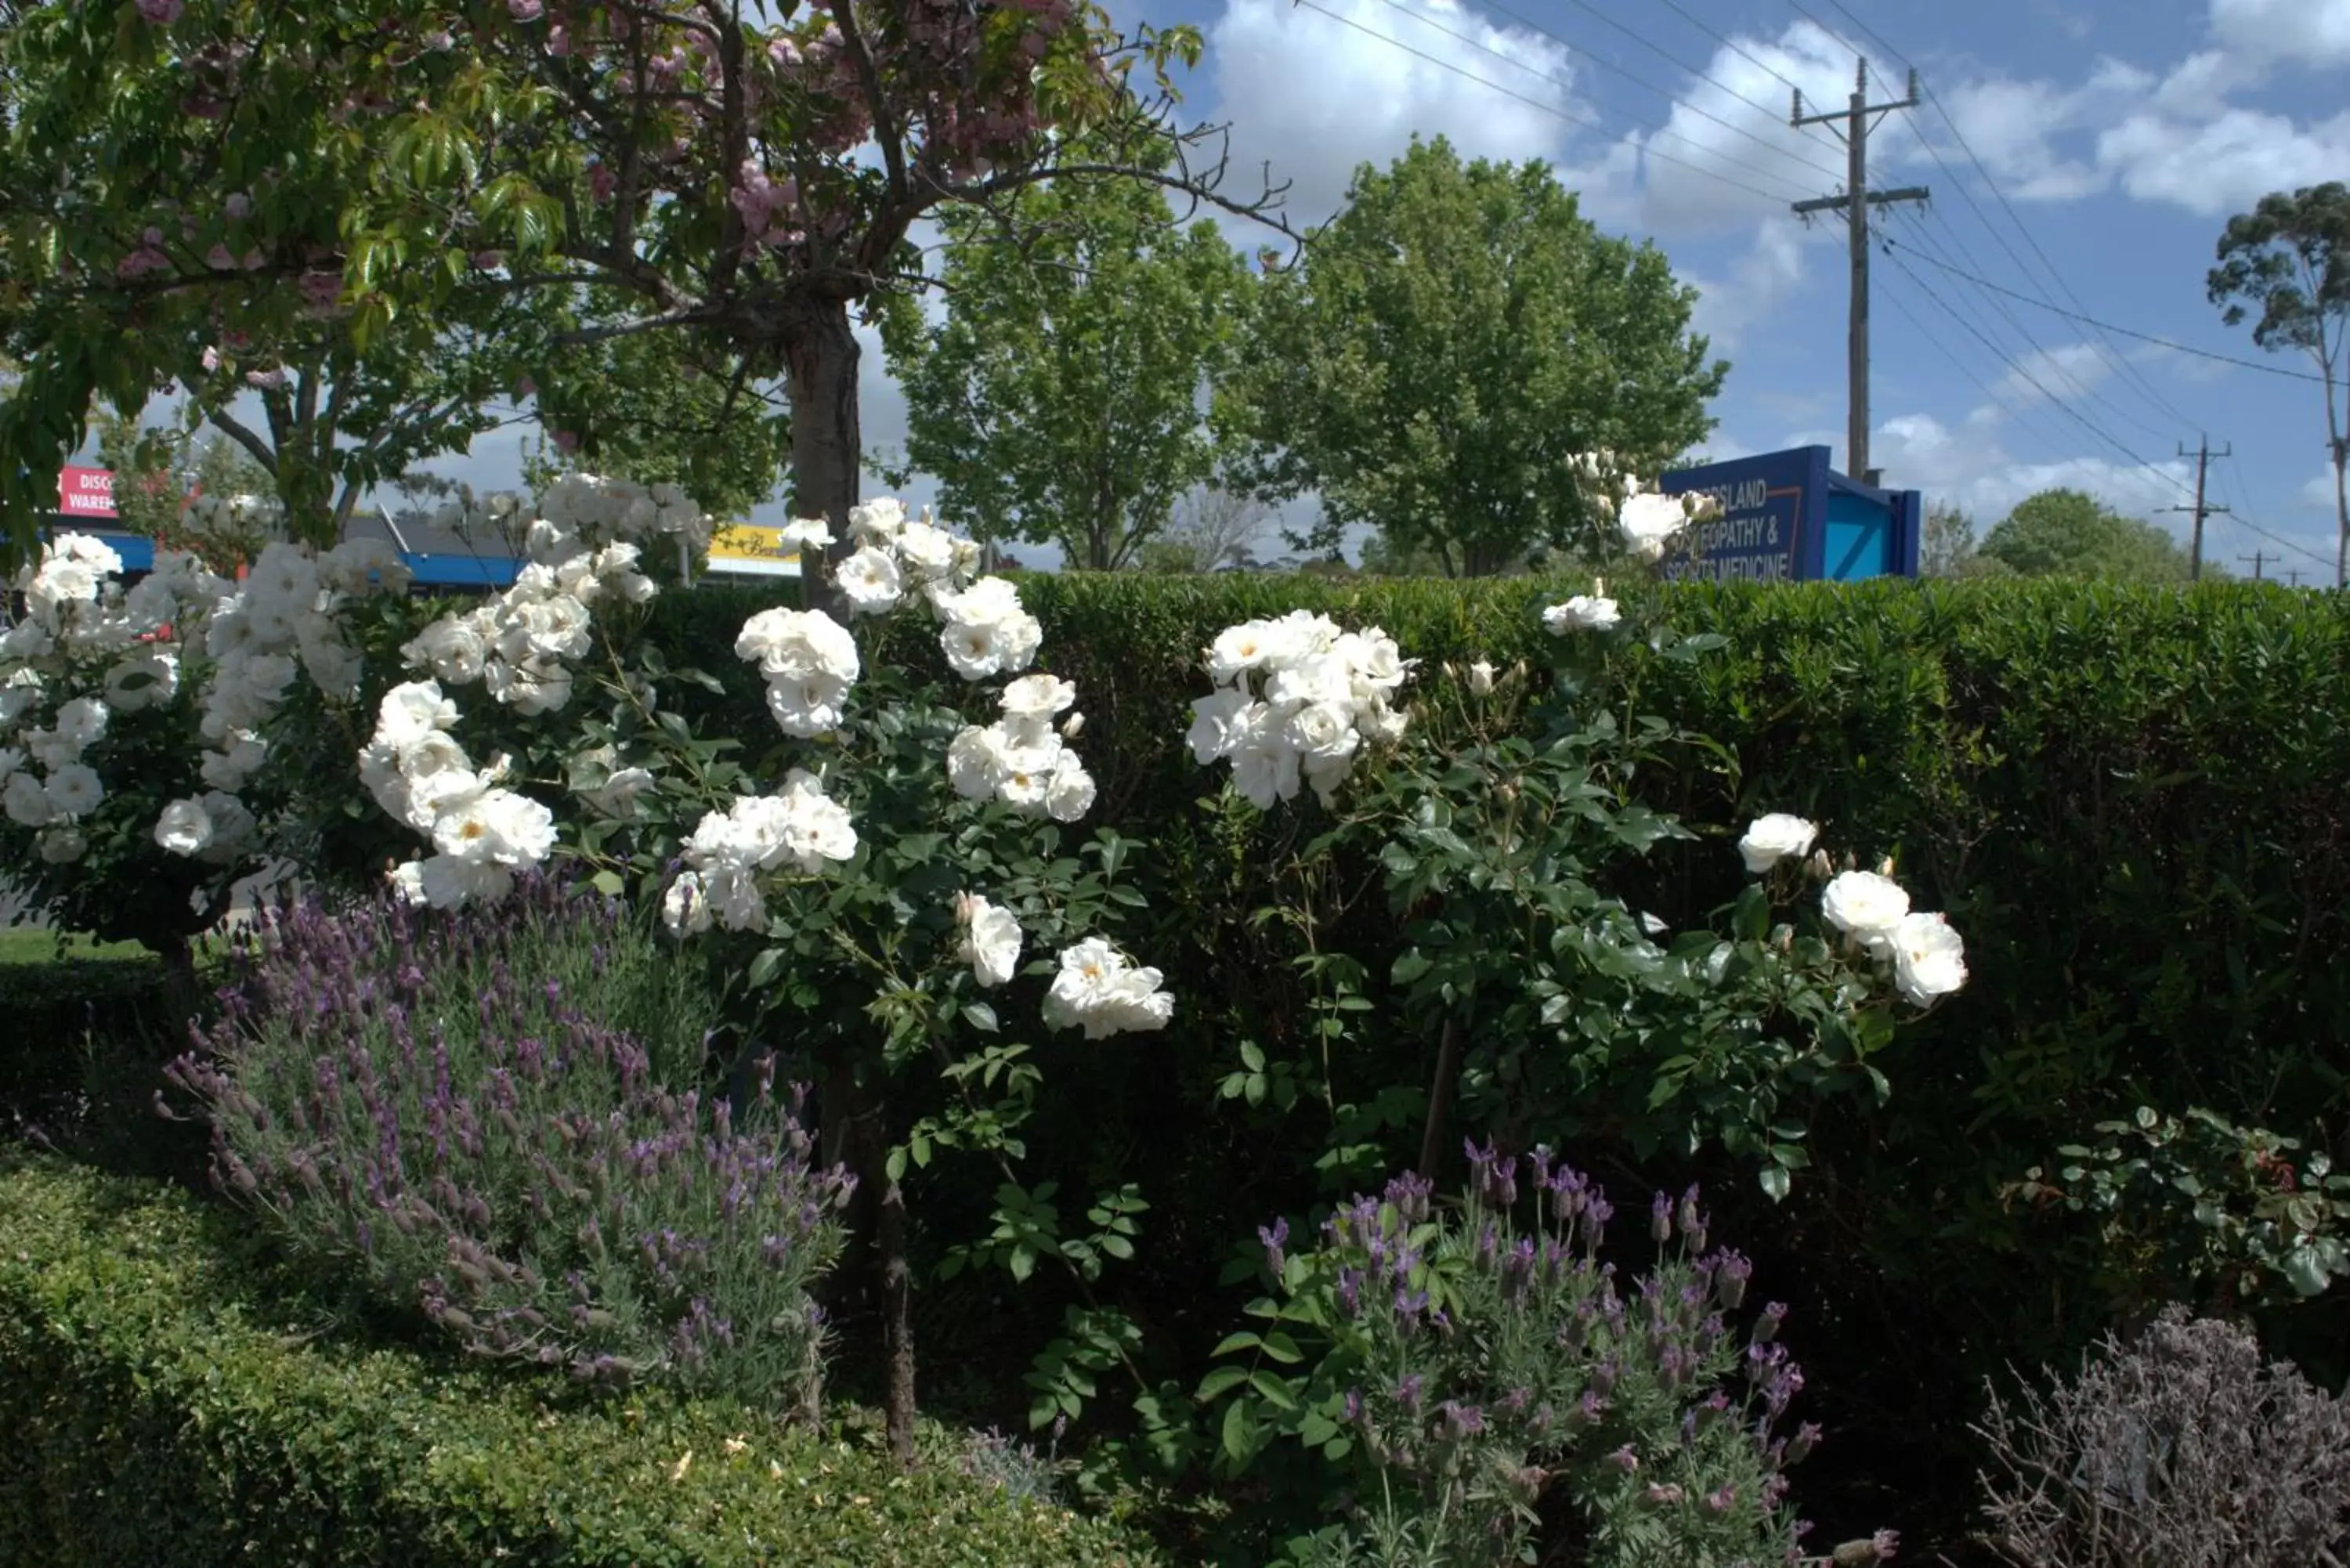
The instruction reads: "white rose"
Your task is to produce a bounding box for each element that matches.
[38,826,86,864]
[848,497,907,543]
[586,765,656,818]
[55,696,108,752]
[1041,938,1175,1039]
[104,652,179,713]
[1466,659,1496,695]
[45,762,103,817]
[1890,912,1967,1005]
[894,520,958,580]
[1820,870,1911,953]
[779,517,835,551]
[775,770,858,871]
[736,607,860,684]
[1000,674,1077,724]
[765,672,852,738]
[1043,751,1096,823]
[1542,595,1621,634]
[4,771,52,828]
[417,854,515,909]
[1618,491,1688,562]
[1185,688,1256,764]
[945,724,1010,800]
[835,545,905,616]
[374,681,459,748]
[1737,814,1820,875]
[1282,699,1360,767]
[958,894,1023,988]
[155,797,216,857]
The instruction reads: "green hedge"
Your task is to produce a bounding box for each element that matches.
[660,571,2350,1537]
[0,1157,1157,1567]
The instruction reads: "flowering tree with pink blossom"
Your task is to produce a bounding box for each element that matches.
[0,0,1288,591]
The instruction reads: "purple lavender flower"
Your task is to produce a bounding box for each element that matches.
[1605,1443,1639,1474]
[1716,1249,1753,1310]
[1650,1191,1673,1245]
[1258,1216,1289,1277]
[1396,1373,1424,1414]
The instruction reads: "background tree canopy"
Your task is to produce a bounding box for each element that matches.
[1979,488,2200,581]
[1220,135,1726,578]
[883,137,1252,571]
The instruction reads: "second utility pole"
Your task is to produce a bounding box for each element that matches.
[2164,436,2230,580]
[1794,62,1929,485]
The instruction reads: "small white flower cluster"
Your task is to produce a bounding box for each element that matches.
[945,673,1096,822]
[359,680,558,908]
[662,769,859,934]
[181,492,282,538]
[801,500,1043,684]
[403,475,675,719]
[1542,579,1622,634]
[1040,937,1174,1039]
[1187,611,1412,810]
[1737,814,1969,1007]
[735,605,860,737]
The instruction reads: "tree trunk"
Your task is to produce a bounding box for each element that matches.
[844,1087,917,1468]
[1417,1017,1462,1182]
[780,292,863,620]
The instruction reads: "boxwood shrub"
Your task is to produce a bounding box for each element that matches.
[0,1156,1158,1567]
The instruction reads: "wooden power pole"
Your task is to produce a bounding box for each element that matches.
[1794,62,1929,485]
[2239,550,2269,581]
[2164,436,2230,580]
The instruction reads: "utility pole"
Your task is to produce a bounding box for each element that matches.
[1794,61,1929,486]
[2239,550,2269,581]
[2164,437,2230,580]
[2287,569,2305,587]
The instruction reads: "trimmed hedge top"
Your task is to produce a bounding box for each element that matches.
[0,1156,1158,1567]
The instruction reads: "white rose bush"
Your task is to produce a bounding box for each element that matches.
[1184,474,1968,1205]
[20,481,1172,1463]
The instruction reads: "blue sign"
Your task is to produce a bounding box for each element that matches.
[1655,446,1922,583]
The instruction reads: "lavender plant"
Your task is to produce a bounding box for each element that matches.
[1198,1144,1900,1568]
[1976,1306,2350,1567]
[164,874,854,1408]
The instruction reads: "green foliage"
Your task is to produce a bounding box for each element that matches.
[1222,136,1726,576]
[884,136,1253,570]
[2014,1105,2350,1306]
[1980,489,2195,581]
[1195,1161,1814,1566]
[2208,180,2350,580]
[0,1156,1161,1567]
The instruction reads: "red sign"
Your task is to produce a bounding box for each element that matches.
[58,467,117,519]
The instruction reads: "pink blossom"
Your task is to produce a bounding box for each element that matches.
[552,430,581,453]
[588,163,616,202]
[205,243,236,269]
[201,346,221,372]
[514,376,537,399]
[246,367,287,389]
[507,0,544,20]
[225,192,251,219]
[548,25,571,55]
[135,0,183,21]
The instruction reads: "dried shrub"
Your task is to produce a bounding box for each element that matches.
[1976,1305,2350,1567]
[166,875,853,1409]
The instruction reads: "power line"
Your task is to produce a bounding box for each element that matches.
[1875,282,2099,467]
[1782,0,2203,436]
[1880,236,2336,385]
[1647,0,1804,94]
[1544,0,1817,135]
[1284,0,1804,206]
[1359,0,1834,197]
[1889,208,2189,448]
[2218,450,2339,576]
[1879,245,2196,502]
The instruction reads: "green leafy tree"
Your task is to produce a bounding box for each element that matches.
[1133,484,1272,573]
[94,414,282,563]
[1222,135,1726,577]
[1919,500,2009,579]
[884,139,1253,569]
[2208,182,2350,588]
[1980,489,2195,582]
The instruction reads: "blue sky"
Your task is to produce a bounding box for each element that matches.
[209,0,2344,577]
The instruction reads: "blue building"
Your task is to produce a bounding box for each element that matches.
[1653,445,1922,583]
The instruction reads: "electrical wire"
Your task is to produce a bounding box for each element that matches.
[1783,0,2206,437]
[1881,237,2335,385]
[1875,284,2092,466]
[1889,208,2189,448]
[1283,0,1806,206]
[1357,0,1831,198]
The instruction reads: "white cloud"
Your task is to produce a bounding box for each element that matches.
[1989,341,2116,407]
[1683,218,1810,352]
[1864,410,2196,522]
[2301,468,2345,511]
[2211,0,2350,68]
[1206,0,1581,229]
[1567,23,1918,239]
[2097,105,2350,217]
